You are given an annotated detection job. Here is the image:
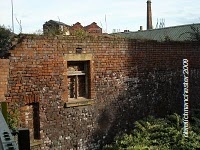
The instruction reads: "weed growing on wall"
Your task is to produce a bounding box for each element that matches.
[73,29,89,38]
[7,103,20,130]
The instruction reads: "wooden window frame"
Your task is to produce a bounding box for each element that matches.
[64,54,93,107]
[67,61,89,100]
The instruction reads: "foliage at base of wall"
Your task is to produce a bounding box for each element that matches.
[93,69,199,149]
[103,113,200,150]
[7,103,20,130]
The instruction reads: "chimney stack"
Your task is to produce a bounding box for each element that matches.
[147,0,152,30]
[140,26,143,31]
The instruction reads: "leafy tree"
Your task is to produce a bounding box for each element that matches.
[103,114,200,150]
[0,25,14,58]
[190,104,200,135]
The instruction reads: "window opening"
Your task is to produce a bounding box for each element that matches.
[67,61,89,100]
[33,102,40,139]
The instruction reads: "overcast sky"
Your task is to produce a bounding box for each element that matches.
[1,0,200,34]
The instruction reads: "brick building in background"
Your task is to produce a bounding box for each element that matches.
[70,22,84,34]
[84,22,102,35]
[0,34,200,149]
[43,20,102,36]
[43,20,71,36]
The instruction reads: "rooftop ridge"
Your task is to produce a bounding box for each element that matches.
[126,23,200,34]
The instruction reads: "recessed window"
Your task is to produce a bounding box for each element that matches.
[21,102,40,140]
[67,61,89,101]
[32,102,40,139]
[76,47,82,54]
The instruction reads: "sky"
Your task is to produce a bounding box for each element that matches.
[1,0,200,34]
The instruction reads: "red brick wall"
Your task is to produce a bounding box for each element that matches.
[0,59,9,102]
[7,35,136,103]
[133,41,200,70]
[4,35,200,149]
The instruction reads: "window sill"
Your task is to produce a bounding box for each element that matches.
[64,98,94,108]
[30,139,42,147]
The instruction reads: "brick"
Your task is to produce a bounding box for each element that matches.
[2,35,200,150]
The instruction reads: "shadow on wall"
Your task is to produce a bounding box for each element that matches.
[90,68,200,149]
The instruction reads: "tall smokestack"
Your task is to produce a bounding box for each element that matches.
[147,0,152,30]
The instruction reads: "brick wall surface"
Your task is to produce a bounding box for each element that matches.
[0,59,9,102]
[3,35,200,149]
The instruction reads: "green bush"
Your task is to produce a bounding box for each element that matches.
[103,114,200,150]
[7,103,20,130]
